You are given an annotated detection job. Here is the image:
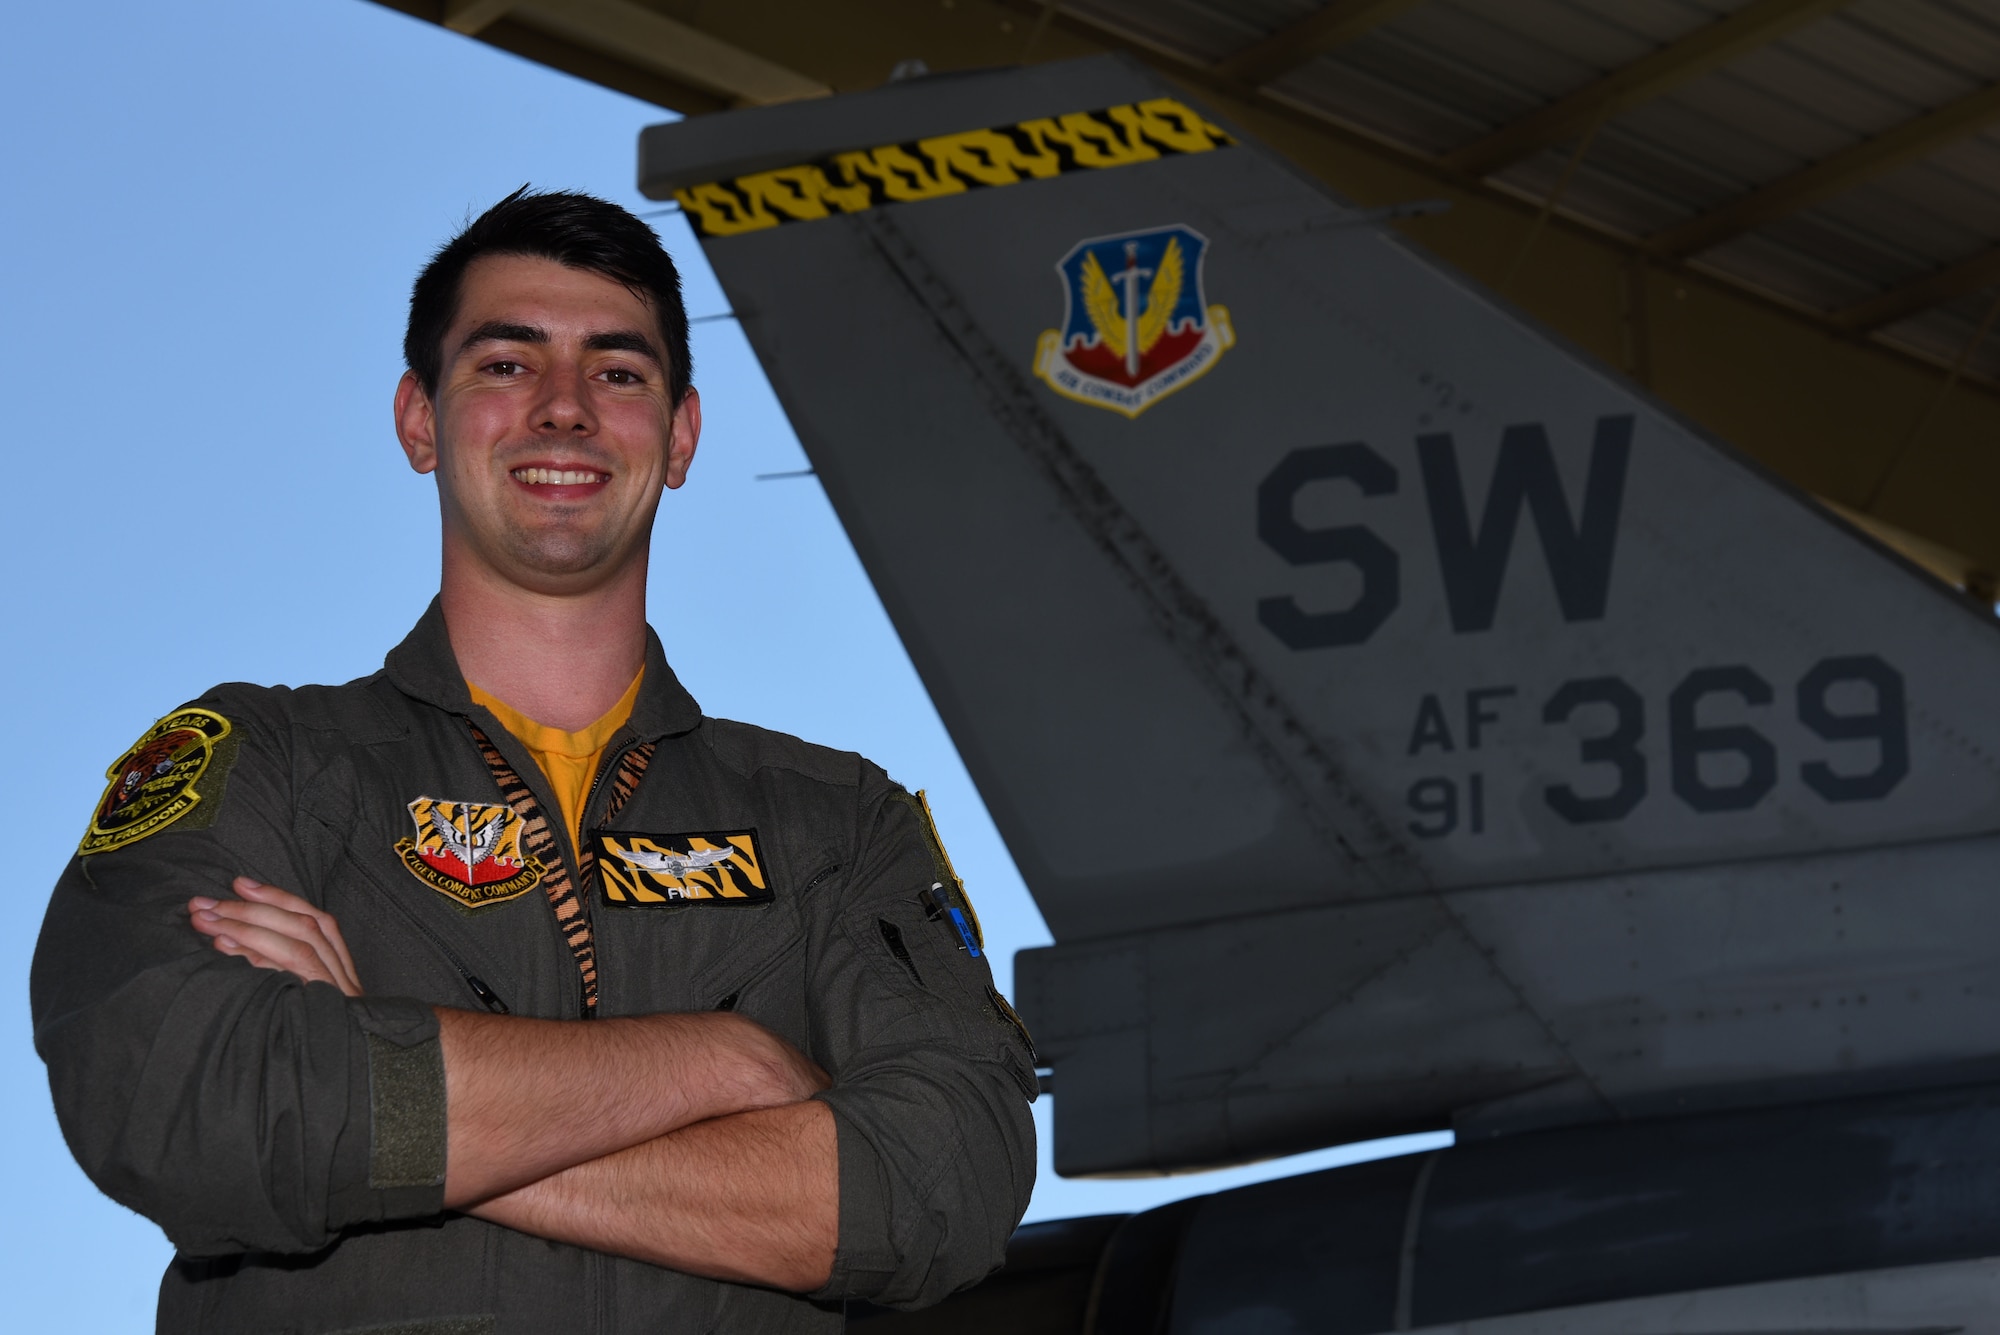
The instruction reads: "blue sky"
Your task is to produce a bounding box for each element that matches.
[0,2,1442,1325]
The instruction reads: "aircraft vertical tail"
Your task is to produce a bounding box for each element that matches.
[641,56,2000,1173]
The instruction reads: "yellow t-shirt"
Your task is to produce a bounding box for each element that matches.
[467,669,643,855]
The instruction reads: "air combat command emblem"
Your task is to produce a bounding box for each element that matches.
[79,708,236,856]
[1033,223,1234,418]
[396,797,544,908]
[592,830,773,905]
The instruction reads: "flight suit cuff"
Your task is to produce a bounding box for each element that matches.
[328,996,447,1229]
[811,1093,903,1301]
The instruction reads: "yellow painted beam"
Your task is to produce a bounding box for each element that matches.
[1443,0,1849,178]
[1652,80,2000,260]
[476,15,731,115]
[1215,0,1425,88]
[507,0,829,106]
[1835,243,2000,332]
[442,0,513,36]
[1818,498,1992,595]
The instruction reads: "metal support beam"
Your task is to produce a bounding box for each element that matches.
[1836,245,2000,333]
[1444,0,1849,178]
[443,0,513,35]
[1215,0,1423,87]
[1860,288,2000,512]
[1500,114,1605,293]
[1651,81,2000,258]
[475,15,729,116]
[507,0,829,107]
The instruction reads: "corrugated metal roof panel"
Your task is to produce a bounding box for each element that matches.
[1271,56,1490,153]
[1503,140,1707,236]
[1842,0,2000,85]
[1751,208,1939,295]
[1316,20,1566,135]
[1696,227,1886,309]
[1877,290,2000,381]
[1062,0,1290,63]
[1808,165,2000,270]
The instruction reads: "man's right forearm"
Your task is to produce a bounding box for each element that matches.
[436,1007,826,1208]
[469,1098,838,1289]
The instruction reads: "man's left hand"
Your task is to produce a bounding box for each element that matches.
[188,877,365,997]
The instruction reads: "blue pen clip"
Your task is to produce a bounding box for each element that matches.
[920,882,983,958]
[946,904,982,958]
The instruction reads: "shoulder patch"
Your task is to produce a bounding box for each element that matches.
[902,789,984,952]
[395,797,544,908]
[988,986,1038,1065]
[80,708,236,856]
[594,830,772,905]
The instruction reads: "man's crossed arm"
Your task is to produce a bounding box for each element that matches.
[187,878,838,1290]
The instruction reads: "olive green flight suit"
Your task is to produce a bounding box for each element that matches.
[32,601,1037,1333]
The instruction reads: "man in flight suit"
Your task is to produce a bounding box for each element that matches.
[32,188,1038,1333]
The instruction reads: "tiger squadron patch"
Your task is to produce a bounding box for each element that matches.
[396,797,544,908]
[593,831,772,905]
[79,708,236,856]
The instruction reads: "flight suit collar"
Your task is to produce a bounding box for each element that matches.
[382,596,704,740]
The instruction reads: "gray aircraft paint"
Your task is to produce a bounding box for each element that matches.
[640,56,2000,1176]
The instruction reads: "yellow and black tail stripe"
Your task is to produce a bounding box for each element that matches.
[675,97,1234,239]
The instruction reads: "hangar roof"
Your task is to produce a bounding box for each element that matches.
[1073,0,2000,385]
[369,0,2000,580]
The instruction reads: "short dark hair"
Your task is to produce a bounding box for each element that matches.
[404,186,693,403]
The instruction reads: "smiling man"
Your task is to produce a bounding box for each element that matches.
[32,189,1037,1333]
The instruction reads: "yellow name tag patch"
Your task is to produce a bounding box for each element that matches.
[593,831,772,905]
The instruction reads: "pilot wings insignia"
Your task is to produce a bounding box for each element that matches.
[592,830,773,905]
[1035,224,1233,418]
[612,844,738,878]
[396,796,543,908]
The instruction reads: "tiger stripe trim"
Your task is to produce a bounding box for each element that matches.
[601,743,656,824]
[577,742,656,913]
[470,725,600,1015]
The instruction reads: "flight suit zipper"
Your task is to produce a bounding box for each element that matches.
[552,809,596,1023]
[463,718,653,1021]
[562,737,637,1019]
[574,739,639,1329]
[400,911,512,1013]
[464,719,610,1022]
